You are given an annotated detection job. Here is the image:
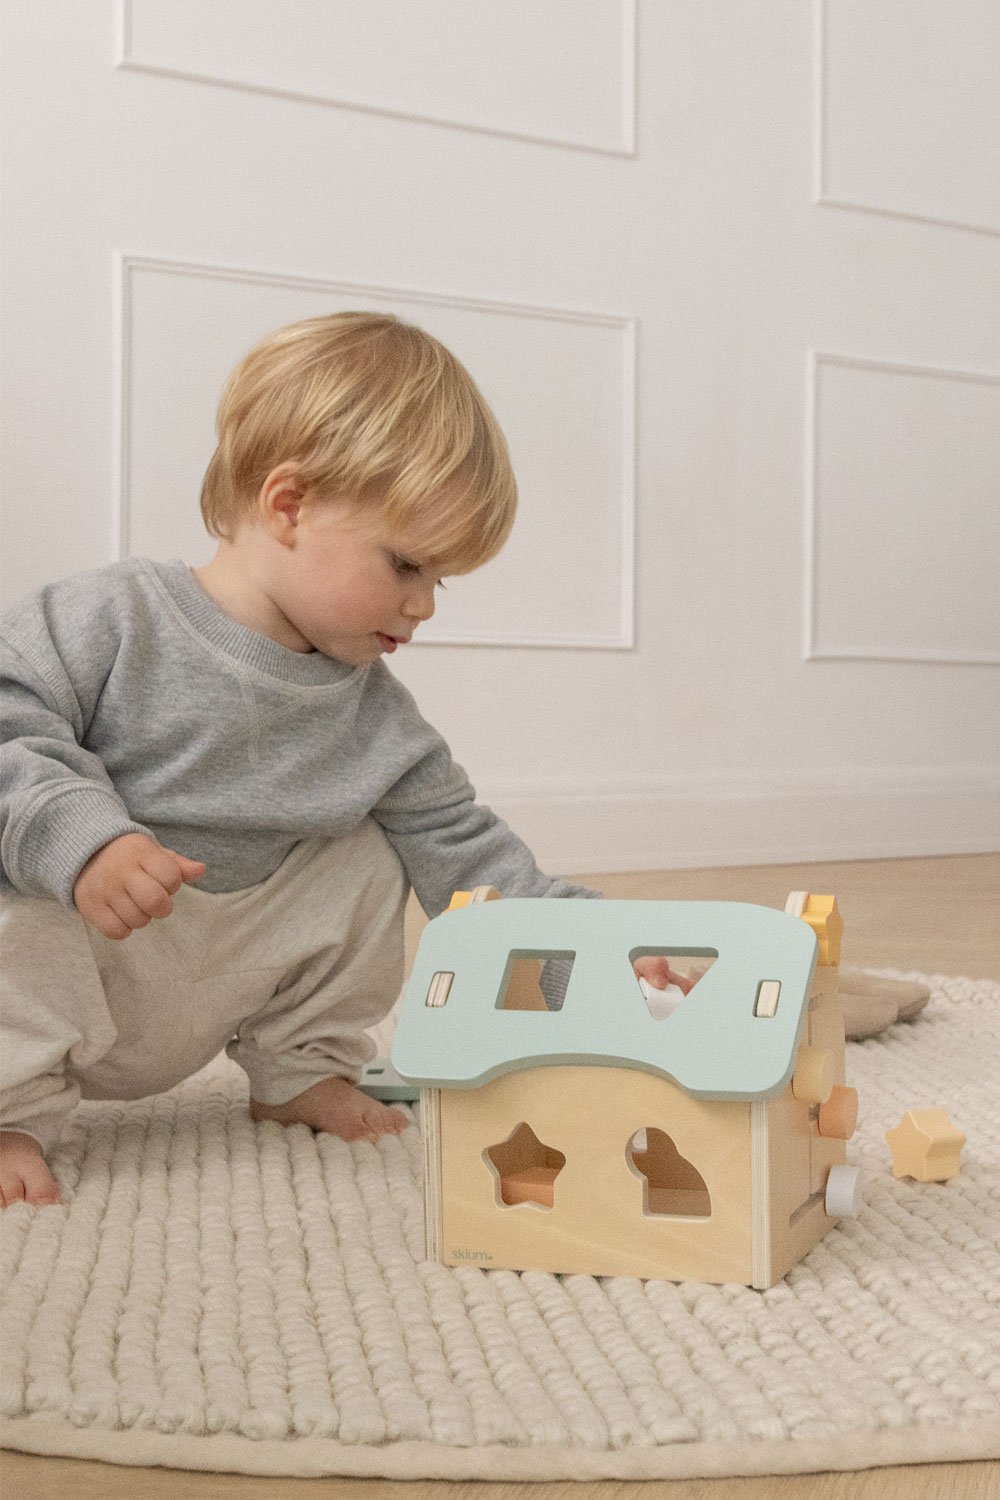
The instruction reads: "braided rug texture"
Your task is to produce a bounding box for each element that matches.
[2,972,998,1481]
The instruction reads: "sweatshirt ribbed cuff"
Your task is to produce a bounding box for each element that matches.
[10,784,152,907]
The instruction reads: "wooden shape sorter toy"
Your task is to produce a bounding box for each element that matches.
[391,888,861,1289]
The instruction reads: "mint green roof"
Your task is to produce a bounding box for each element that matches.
[391,900,818,1099]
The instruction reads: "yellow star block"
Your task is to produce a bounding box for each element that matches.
[885,1109,965,1182]
[447,886,500,910]
[801,894,844,967]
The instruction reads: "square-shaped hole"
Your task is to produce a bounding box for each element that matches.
[495,950,576,1012]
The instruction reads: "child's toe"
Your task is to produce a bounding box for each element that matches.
[0,1177,25,1208]
[358,1099,408,1138]
[24,1162,60,1206]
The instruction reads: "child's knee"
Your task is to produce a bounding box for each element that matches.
[1,889,120,1103]
[0,1073,82,1156]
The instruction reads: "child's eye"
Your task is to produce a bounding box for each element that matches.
[389,551,446,588]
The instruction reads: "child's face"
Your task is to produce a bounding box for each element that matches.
[268,496,448,664]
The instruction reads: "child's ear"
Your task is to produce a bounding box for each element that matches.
[259,463,306,543]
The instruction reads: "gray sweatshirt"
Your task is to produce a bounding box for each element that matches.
[0,557,596,917]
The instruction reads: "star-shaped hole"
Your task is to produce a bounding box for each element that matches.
[484,1122,566,1209]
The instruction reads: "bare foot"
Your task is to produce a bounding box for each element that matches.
[249,1075,408,1143]
[0,1130,60,1207]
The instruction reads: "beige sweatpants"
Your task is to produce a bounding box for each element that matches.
[0,819,408,1152]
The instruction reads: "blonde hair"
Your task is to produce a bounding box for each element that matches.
[200,312,517,571]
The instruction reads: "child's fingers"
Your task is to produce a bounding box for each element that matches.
[107,890,152,933]
[139,846,193,895]
[161,848,206,884]
[633,958,697,995]
[124,868,175,919]
[634,956,671,988]
[93,905,132,941]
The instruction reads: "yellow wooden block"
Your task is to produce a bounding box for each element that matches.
[448,886,501,910]
[791,1046,835,1105]
[800,895,844,967]
[886,1109,965,1182]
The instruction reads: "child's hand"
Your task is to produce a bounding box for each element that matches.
[73,833,206,941]
[632,955,694,994]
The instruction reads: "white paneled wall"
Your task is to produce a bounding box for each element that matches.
[122,258,634,647]
[2,1,998,873]
[807,353,1000,665]
[819,0,1000,235]
[119,0,636,154]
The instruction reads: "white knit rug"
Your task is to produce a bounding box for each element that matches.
[2,971,998,1482]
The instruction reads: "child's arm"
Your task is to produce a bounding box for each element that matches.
[374,769,598,917]
[376,790,692,999]
[367,676,690,993]
[1,630,152,906]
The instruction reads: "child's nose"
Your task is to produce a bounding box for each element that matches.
[404,582,436,622]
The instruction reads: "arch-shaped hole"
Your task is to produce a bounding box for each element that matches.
[626,1127,711,1217]
[484,1122,566,1209]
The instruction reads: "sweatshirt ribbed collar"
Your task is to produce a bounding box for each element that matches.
[145,558,363,687]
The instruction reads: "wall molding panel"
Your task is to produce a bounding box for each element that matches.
[116,254,636,649]
[487,764,1000,874]
[805,350,1000,667]
[813,0,1000,238]
[116,0,638,157]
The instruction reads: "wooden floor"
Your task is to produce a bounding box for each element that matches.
[4,853,998,1500]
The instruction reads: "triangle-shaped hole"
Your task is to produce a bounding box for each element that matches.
[630,949,718,1019]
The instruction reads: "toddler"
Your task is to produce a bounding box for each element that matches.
[0,312,681,1208]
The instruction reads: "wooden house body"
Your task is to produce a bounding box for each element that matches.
[392,891,858,1289]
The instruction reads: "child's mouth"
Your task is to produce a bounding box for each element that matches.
[377,633,406,653]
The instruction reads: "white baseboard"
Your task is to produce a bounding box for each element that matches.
[482,767,1000,875]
